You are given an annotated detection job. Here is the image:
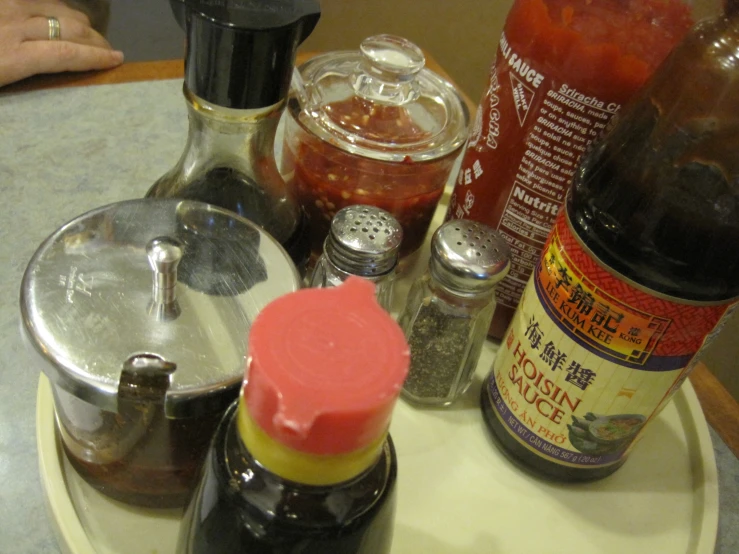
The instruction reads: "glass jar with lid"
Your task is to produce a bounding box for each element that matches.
[282,34,470,269]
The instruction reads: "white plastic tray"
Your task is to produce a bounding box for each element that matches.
[37,353,718,554]
[36,188,719,554]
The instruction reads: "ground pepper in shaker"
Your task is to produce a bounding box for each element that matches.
[398,220,510,406]
[310,205,402,311]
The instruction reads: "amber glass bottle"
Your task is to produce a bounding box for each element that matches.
[481,11,739,481]
[177,278,409,552]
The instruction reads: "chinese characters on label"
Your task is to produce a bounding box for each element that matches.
[538,231,670,366]
[524,317,596,391]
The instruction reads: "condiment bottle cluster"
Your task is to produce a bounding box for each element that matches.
[19,0,739,551]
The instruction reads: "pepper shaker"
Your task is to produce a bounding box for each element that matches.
[398,220,510,406]
[310,205,403,311]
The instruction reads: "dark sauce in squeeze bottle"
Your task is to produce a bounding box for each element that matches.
[178,277,410,553]
[146,0,321,274]
[481,11,739,482]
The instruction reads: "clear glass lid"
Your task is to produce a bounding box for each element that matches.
[290,34,470,162]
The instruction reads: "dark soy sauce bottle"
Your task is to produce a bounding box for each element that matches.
[480,10,739,482]
[146,0,321,274]
[177,278,410,553]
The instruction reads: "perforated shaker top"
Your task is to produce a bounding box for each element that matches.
[429,219,511,294]
[324,205,403,276]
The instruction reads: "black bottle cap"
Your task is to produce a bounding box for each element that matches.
[177,0,321,109]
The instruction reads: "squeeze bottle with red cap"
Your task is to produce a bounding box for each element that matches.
[177,277,409,554]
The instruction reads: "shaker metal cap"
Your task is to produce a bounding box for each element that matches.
[324,205,403,276]
[20,199,300,417]
[430,219,511,294]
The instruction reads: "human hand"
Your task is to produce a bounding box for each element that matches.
[0,0,123,88]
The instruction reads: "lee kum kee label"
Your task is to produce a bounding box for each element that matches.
[487,212,735,468]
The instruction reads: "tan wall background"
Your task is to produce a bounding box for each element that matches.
[300,0,515,102]
[700,313,739,400]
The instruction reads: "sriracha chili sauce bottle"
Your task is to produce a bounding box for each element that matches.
[177,278,409,553]
[481,9,739,482]
[445,0,716,339]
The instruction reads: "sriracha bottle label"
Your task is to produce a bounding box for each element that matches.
[446,0,695,338]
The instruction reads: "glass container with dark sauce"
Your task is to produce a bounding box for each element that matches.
[180,403,397,554]
[146,0,321,273]
[20,199,300,507]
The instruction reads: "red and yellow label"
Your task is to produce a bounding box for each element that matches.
[539,228,671,369]
[487,211,735,468]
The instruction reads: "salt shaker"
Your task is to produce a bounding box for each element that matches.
[398,220,510,406]
[310,205,403,311]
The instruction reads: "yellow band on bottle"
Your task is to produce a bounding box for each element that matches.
[237,398,387,486]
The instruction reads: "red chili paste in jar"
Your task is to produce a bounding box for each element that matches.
[284,96,458,262]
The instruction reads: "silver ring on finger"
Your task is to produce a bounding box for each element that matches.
[47,16,61,41]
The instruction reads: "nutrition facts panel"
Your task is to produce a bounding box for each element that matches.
[495,84,618,309]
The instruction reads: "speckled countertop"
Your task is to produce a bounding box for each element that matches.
[0,79,737,553]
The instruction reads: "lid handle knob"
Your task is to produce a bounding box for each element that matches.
[147,237,183,320]
[353,35,425,105]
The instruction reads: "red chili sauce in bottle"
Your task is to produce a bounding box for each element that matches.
[445,0,697,340]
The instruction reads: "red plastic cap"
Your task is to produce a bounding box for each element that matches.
[244,277,409,455]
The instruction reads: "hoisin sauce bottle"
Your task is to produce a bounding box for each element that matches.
[481,10,739,481]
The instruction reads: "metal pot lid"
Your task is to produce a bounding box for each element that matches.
[20,199,300,418]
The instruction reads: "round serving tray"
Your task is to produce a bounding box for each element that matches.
[36,193,719,554]
[36,355,719,553]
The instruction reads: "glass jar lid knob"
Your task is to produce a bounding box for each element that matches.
[354,35,425,104]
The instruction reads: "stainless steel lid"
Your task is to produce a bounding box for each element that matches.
[323,205,403,276]
[429,219,511,295]
[20,199,300,418]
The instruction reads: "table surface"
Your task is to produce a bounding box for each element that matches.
[1,58,737,553]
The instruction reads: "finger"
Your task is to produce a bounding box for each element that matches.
[23,15,112,50]
[11,40,123,81]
